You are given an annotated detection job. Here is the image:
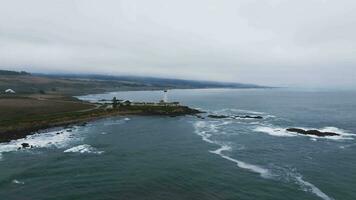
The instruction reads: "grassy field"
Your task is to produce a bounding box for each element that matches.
[0,94,101,142]
[0,95,94,121]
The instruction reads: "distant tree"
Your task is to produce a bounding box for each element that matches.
[112,97,118,108]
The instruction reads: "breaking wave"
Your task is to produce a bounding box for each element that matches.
[12,179,25,185]
[64,144,103,154]
[0,127,81,160]
[216,108,265,115]
[210,145,271,178]
[193,116,335,200]
[296,176,333,200]
[194,121,271,178]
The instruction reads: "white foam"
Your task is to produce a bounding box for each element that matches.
[254,126,296,137]
[103,118,130,126]
[0,128,80,160]
[194,121,271,178]
[318,127,354,138]
[296,176,333,200]
[64,144,103,154]
[221,108,265,115]
[210,145,231,154]
[210,145,270,178]
[12,179,25,185]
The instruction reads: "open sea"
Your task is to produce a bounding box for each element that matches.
[0,88,355,200]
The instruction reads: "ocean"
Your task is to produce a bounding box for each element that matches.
[0,89,355,200]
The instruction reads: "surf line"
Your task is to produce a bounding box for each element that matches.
[193,121,271,178]
[193,120,334,200]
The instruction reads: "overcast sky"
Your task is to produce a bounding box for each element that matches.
[0,0,355,88]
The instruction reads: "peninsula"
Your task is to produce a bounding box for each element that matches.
[0,70,210,143]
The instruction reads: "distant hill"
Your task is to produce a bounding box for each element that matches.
[0,69,267,95]
[39,73,266,89]
[0,69,31,76]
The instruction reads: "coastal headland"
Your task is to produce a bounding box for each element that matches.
[0,70,194,142]
[0,69,265,143]
[0,94,201,143]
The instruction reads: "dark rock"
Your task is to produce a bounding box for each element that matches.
[235,115,263,119]
[78,122,87,126]
[195,115,205,119]
[207,115,230,119]
[286,128,340,137]
[21,143,30,148]
[67,129,72,132]
[208,114,263,119]
[56,132,60,135]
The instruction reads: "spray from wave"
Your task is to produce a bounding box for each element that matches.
[0,127,82,160]
[64,144,104,154]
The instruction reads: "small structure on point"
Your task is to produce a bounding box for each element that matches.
[5,89,16,94]
[163,90,168,103]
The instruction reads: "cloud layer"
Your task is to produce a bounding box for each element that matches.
[0,0,355,88]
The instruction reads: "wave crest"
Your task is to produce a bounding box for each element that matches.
[64,144,103,154]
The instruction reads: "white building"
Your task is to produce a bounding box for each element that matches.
[163,90,168,102]
[5,89,16,94]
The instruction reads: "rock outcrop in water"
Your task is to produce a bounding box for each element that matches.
[234,115,263,119]
[207,115,229,119]
[207,114,263,119]
[286,128,340,137]
[21,143,30,148]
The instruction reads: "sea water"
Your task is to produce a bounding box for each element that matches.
[0,89,355,200]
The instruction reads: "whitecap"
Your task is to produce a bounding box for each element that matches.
[12,179,25,185]
[0,128,80,160]
[210,145,231,154]
[64,144,103,154]
[253,126,296,137]
[219,108,265,115]
[210,145,270,178]
[194,121,271,178]
[296,176,333,200]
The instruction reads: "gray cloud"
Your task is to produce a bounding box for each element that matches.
[0,0,355,88]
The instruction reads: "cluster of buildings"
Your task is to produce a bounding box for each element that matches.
[108,90,180,108]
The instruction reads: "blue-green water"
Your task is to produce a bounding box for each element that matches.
[1,89,355,200]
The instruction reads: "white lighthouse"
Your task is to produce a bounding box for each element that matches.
[163,90,168,103]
